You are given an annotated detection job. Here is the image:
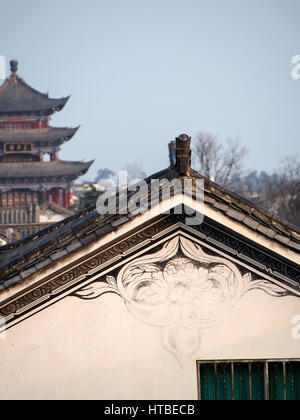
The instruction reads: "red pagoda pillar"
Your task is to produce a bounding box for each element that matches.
[64,190,69,209]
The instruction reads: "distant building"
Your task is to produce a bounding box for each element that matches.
[72,182,108,209]
[0,60,93,241]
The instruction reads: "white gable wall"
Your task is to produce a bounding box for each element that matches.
[0,284,299,400]
[0,229,299,400]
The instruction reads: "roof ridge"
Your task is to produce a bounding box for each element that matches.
[39,199,74,216]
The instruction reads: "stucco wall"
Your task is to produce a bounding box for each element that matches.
[0,278,299,400]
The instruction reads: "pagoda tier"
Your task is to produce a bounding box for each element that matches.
[0,126,79,144]
[0,126,79,161]
[0,61,69,117]
[0,160,93,183]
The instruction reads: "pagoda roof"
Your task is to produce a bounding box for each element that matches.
[0,61,69,117]
[0,160,93,182]
[0,126,79,145]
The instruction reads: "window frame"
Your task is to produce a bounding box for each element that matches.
[197,359,300,401]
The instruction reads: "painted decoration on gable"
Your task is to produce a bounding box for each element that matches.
[73,235,288,362]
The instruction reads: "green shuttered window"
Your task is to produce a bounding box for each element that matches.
[197,361,300,400]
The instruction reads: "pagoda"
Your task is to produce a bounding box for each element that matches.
[0,59,93,241]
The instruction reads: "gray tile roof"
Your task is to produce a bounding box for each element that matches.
[0,126,79,144]
[0,134,299,287]
[0,164,299,285]
[0,160,93,180]
[0,74,69,116]
[39,200,74,217]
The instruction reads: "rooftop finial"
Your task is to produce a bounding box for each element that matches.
[10,59,18,74]
[168,141,176,168]
[174,134,192,176]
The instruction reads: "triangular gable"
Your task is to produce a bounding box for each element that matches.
[0,135,299,332]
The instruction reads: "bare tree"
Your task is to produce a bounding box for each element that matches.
[263,156,300,226]
[193,132,248,188]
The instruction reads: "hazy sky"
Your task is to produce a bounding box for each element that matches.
[0,0,299,181]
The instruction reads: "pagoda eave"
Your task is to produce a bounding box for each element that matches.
[0,160,93,185]
[0,100,70,118]
[0,175,85,184]
[0,126,80,146]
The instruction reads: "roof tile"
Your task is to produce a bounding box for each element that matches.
[0,160,93,180]
[0,74,69,116]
